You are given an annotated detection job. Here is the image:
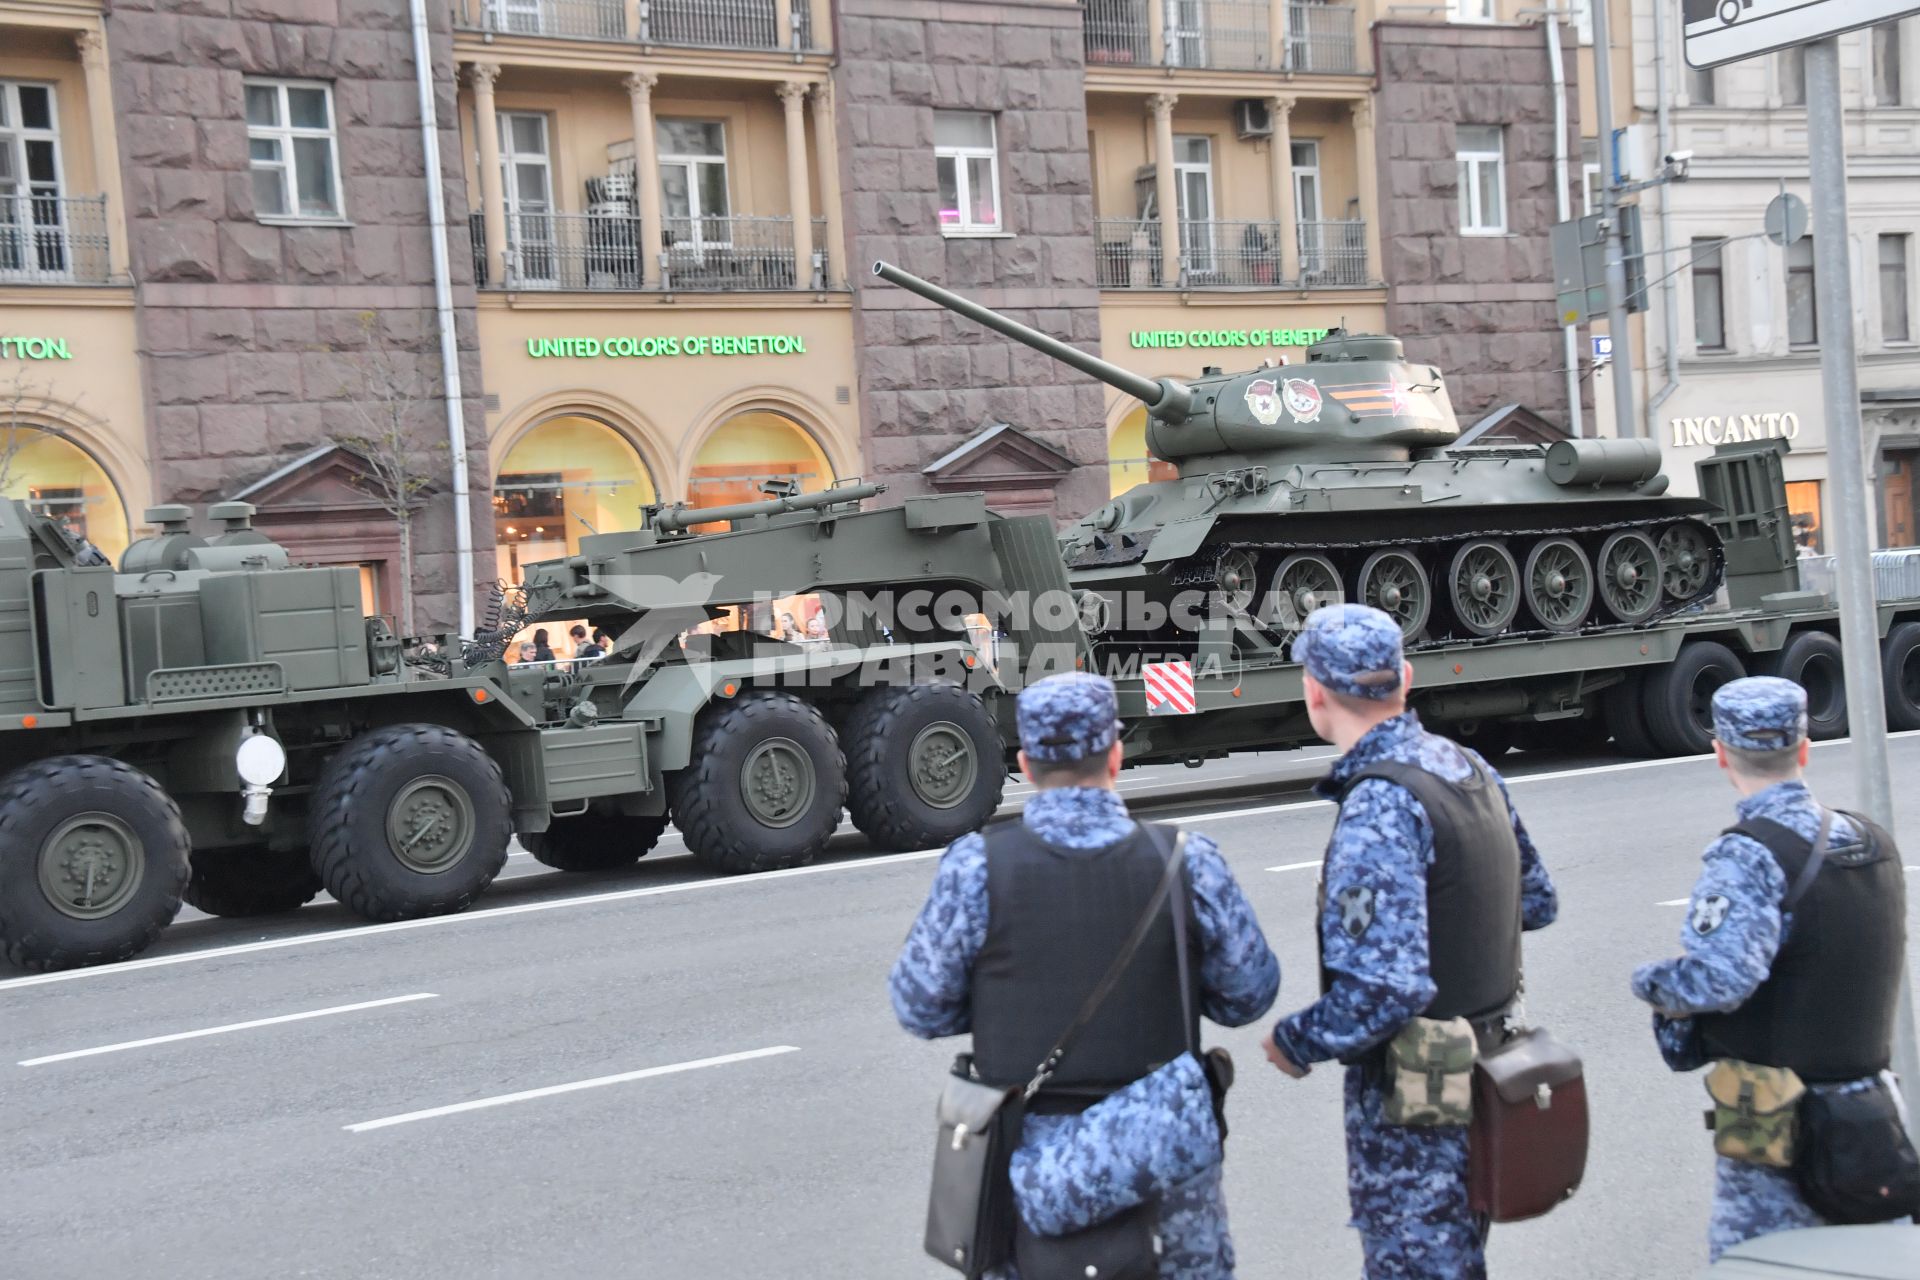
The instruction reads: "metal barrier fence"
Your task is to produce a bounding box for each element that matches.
[1296,218,1368,286]
[1096,218,1163,288]
[1285,3,1357,74]
[0,194,111,285]
[1873,547,1920,600]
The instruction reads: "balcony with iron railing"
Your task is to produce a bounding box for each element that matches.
[0,194,113,286]
[451,0,825,52]
[1096,216,1370,289]
[1082,0,1358,75]
[472,210,832,292]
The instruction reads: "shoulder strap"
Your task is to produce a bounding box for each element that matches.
[1023,822,1187,1100]
[1725,811,1834,914]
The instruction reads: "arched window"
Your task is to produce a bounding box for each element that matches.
[689,409,833,517]
[1108,403,1178,498]
[493,414,655,583]
[0,428,130,563]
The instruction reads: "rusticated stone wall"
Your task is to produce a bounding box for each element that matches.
[1374,21,1590,432]
[106,0,486,630]
[836,0,1109,520]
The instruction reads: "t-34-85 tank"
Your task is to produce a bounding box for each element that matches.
[874,261,1723,659]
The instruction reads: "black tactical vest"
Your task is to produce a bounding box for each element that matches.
[970,820,1199,1108]
[1326,757,1523,1025]
[1698,812,1907,1082]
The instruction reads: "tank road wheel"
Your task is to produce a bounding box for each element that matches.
[1882,622,1920,732]
[307,724,511,922]
[1447,541,1521,637]
[1763,630,1848,740]
[1597,530,1663,624]
[1357,549,1431,639]
[1604,669,1660,757]
[1658,521,1716,603]
[1213,549,1260,615]
[671,691,847,874]
[1643,640,1747,756]
[184,844,322,918]
[0,756,189,971]
[1522,538,1595,633]
[845,685,1004,852]
[522,809,670,872]
[1268,553,1342,632]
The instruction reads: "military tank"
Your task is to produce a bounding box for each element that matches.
[873,262,1723,661]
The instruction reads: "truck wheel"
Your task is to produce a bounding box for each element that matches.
[1763,630,1847,740]
[1603,670,1660,757]
[1643,641,1746,756]
[0,756,189,971]
[522,810,669,872]
[1883,622,1920,731]
[184,845,322,917]
[845,685,1005,851]
[308,724,510,922]
[671,691,846,874]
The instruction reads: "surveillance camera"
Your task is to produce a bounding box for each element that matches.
[1664,149,1694,167]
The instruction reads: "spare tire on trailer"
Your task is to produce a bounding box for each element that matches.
[845,684,1005,852]
[1603,669,1660,757]
[307,724,511,922]
[1642,640,1747,756]
[0,755,190,971]
[185,844,322,917]
[1761,629,1848,740]
[522,808,669,872]
[1881,621,1920,732]
[671,690,846,875]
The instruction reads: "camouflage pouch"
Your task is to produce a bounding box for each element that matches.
[1384,1016,1476,1126]
[1703,1059,1805,1168]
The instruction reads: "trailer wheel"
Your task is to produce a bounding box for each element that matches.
[0,756,189,971]
[184,845,322,918]
[1603,670,1660,757]
[308,724,510,922]
[522,809,669,872]
[1643,641,1746,756]
[1762,630,1848,740]
[1882,622,1920,731]
[845,685,1004,852]
[672,691,846,874]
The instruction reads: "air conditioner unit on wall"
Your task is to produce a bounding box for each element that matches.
[1235,99,1273,141]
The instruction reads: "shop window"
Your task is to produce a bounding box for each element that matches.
[1108,404,1179,499]
[688,410,832,529]
[0,429,129,564]
[492,415,655,585]
[1786,480,1822,555]
[357,564,381,617]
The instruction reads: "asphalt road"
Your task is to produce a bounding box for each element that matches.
[3,735,1919,1280]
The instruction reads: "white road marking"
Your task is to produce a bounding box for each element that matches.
[344,1045,800,1133]
[1266,860,1321,873]
[1657,899,1690,907]
[17,993,438,1066]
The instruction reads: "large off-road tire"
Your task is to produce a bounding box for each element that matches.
[1603,669,1660,757]
[0,755,190,971]
[1882,622,1920,732]
[184,844,322,918]
[1643,641,1746,756]
[1762,629,1847,740]
[844,685,1005,852]
[307,724,510,922]
[671,691,846,874]
[522,809,669,872]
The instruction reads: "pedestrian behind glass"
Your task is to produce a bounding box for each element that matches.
[890,671,1280,1278]
[530,627,555,664]
[569,623,603,670]
[1631,676,1916,1261]
[1262,604,1558,1280]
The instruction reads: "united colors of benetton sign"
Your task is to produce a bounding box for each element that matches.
[1684,0,1920,70]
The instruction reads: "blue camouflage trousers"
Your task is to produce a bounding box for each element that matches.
[1344,1067,1487,1280]
[1708,1157,1826,1262]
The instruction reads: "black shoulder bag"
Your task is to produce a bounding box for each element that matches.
[924,826,1189,1278]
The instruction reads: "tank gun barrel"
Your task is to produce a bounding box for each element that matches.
[871,261,1193,423]
[651,481,886,534]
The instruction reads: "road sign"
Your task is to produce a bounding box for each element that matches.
[1764,192,1809,247]
[1684,1,1920,70]
[1552,207,1649,325]
[1591,334,1612,365]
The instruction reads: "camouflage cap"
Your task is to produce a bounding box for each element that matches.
[1712,675,1808,751]
[1017,672,1120,762]
[1290,603,1405,700]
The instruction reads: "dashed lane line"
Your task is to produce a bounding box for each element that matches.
[343,1045,800,1133]
[1267,860,1322,873]
[18,993,438,1066]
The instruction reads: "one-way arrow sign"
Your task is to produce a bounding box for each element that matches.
[1684,0,1920,70]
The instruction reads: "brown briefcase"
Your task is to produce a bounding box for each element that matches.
[1467,1026,1589,1222]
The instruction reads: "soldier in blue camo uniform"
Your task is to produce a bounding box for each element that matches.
[1262,605,1559,1279]
[890,672,1281,1278]
[1631,676,1888,1261]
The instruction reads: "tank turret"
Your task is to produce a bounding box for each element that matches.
[872,260,1725,657]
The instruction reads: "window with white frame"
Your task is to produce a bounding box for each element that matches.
[245,80,342,220]
[1881,233,1910,344]
[1172,134,1214,272]
[656,119,730,253]
[1787,237,1818,347]
[1690,238,1726,352]
[935,111,1001,235]
[0,81,68,278]
[1455,125,1506,236]
[1449,0,1496,22]
[1874,22,1903,106]
[1291,139,1322,222]
[498,111,555,284]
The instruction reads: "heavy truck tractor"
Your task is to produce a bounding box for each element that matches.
[873,261,1726,668]
[494,480,1083,876]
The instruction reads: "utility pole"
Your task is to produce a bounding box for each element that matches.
[1589,0,1638,439]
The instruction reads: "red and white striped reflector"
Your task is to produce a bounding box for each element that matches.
[1143,659,1196,716]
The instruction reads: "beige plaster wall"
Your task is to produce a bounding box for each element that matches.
[0,296,151,518]
[0,31,110,198]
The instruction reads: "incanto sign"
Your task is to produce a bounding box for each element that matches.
[1669,411,1802,448]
